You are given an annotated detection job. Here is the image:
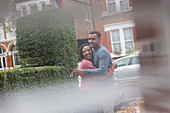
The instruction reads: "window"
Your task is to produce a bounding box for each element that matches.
[0,47,6,69]
[106,0,130,13]
[107,0,116,12]
[117,57,130,67]
[120,0,129,11]
[0,48,5,54]
[110,26,134,55]
[22,7,27,16]
[124,28,134,51]
[11,46,19,66]
[111,30,121,51]
[132,56,139,65]
[42,3,46,10]
[30,5,38,14]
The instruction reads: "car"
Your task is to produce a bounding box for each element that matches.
[113,55,141,81]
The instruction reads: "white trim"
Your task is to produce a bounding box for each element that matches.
[0,44,7,52]
[7,41,14,52]
[0,54,7,70]
[0,39,16,43]
[104,21,135,31]
[107,21,135,57]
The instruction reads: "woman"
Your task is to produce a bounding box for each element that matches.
[78,44,114,91]
[74,44,114,113]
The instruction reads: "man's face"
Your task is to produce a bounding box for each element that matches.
[88,34,101,49]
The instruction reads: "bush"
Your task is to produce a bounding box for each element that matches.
[16,8,78,72]
[0,66,78,94]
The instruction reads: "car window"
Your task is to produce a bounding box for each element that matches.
[132,56,139,64]
[117,57,130,67]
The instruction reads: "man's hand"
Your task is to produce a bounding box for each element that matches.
[72,69,84,76]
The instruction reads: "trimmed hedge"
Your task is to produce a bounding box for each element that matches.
[0,66,78,94]
[16,8,78,72]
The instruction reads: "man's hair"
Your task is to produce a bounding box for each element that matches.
[89,31,101,38]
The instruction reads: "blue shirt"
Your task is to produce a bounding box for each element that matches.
[84,45,113,76]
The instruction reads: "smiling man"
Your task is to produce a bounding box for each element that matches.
[73,31,113,76]
[72,31,117,113]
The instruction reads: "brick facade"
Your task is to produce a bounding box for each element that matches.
[90,0,138,56]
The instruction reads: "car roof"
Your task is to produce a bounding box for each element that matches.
[114,55,139,62]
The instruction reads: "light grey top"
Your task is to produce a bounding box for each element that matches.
[84,45,113,76]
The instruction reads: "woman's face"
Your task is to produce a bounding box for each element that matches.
[82,46,92,60]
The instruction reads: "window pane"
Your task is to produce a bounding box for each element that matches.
[3,57,6,67]
[117,57,130,67]
[125,41,133,50]
[0,48,5,54]
[42,4,46,10]
[124,28,132,40]
[30,5,38,14]
[14,53,19,65]
[12,45,16,51]
[113,43,121,51]
[108,2,116,12]
[132,56,139,64]
[22,7,27,16]
[120,0,129,11]
[111,30,120,42]
[107,0,115,2]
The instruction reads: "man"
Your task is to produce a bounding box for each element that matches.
[73,31,117,113]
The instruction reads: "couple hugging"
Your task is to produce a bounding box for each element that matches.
[72,31,117,113]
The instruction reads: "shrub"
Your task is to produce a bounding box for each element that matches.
[0,66,78,94]
[16,8,78,72]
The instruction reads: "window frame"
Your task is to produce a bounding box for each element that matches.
[0,48,7,70]
[30,5,38,14]
[107,21,135,56]
[11,46,20,67]
[106,0,130,13]
[123,27,134,51]
[110,29,121,51]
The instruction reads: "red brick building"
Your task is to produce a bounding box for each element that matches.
[90,0,138,58]
[0,0,61,70]
[0,0,138,69]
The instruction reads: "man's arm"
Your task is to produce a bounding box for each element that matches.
[84,50,110,76]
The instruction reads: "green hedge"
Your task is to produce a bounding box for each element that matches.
[0,66,78,93]
[0,66,78,94]
[16,8,78,72]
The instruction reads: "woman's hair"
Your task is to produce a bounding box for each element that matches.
[78,44,93,61]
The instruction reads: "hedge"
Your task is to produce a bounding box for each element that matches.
[0,66,78,95]
[16,8,78,72]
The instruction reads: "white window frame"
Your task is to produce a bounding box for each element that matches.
[11,45,20,67]
[12,51,19,67]
[106,0,130,13]
[0,48,7,70]
[111,29,121,51]
[123,27,134,50]
[30,5,38,14]
[104,21,135,56]
[41,3,46,10]
[22,7,27,16]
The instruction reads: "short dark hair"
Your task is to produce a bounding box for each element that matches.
[78,44,93,60]
[89,31,101,38]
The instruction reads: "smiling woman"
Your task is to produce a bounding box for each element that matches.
[77,44,114,91]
